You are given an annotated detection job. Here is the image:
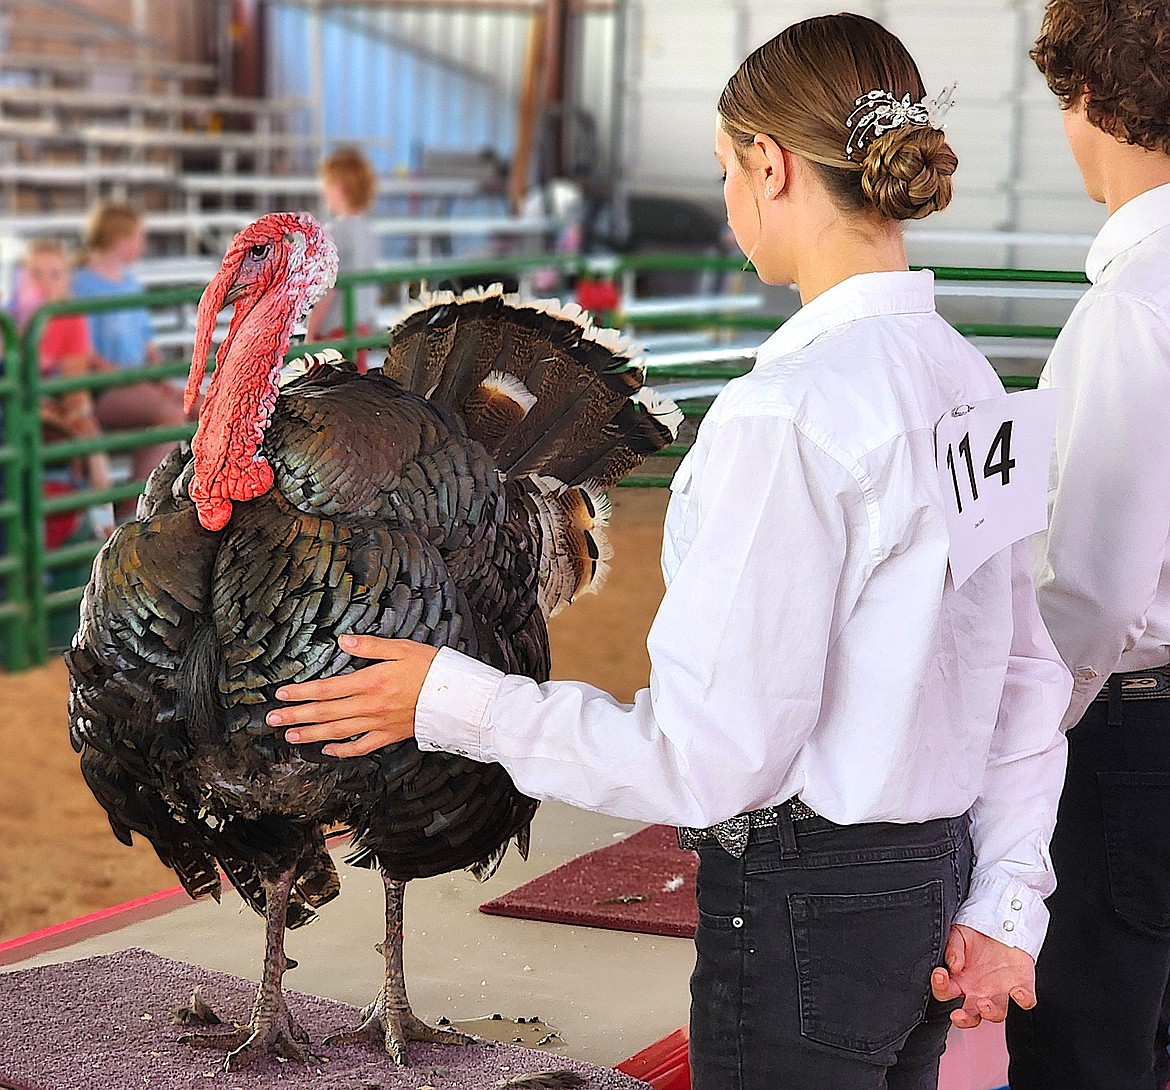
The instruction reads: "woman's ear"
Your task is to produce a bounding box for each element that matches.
[755,133,788,199]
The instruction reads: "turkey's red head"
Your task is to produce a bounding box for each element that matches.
[187,212,338,413]
[186,212,339,531]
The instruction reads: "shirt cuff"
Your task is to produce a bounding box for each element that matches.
[415,646,506,761]
[952,872,1050,961]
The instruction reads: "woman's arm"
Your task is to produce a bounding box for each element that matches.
[933,534,1071,1027]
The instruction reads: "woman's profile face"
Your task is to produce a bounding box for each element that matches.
[715,121,761,262]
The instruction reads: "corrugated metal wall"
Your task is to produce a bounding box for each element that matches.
[265,2,534,174]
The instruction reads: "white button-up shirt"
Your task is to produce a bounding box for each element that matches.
[1034,183,1170,730]
[417,270,1071,957]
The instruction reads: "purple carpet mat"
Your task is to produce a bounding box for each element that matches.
[480,825,698,939]
[0,948,648,1090]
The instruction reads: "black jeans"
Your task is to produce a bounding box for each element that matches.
[1006,693,1170,1090]
[689,810,972,1090]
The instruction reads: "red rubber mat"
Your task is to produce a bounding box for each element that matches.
[480,824,698,939]
[0,948,649,1089]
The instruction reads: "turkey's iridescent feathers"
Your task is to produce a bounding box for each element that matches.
[68,291,678,926]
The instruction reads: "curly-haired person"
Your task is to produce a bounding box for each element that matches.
[1003,3,1170,1089]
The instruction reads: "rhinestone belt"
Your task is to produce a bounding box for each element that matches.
[1093,667,1170,701]
[677,799,821,858]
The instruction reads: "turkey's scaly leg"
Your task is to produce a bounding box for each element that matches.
[324,873,475,1064]
[179,869,313,1071]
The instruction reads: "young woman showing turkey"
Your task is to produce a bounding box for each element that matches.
[270,14,1071,1089]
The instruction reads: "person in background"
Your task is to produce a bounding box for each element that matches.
[1004,3,1170,1088]
[13,239,113,538]
[269,15,1071,1089]
[306,146,380,369]
[72,201,190,482]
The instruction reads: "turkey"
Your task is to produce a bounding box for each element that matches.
[66,212,680,1072]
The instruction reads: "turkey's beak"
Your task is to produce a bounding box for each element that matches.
[220,282,247,309]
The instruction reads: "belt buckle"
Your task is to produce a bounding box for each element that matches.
[677,800,817,857]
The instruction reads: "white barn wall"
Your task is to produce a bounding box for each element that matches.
[263,1,1107,267]
[616,0,1107,266]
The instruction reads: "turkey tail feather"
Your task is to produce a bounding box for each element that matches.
[383,285,680,488]
[513,477,613,618]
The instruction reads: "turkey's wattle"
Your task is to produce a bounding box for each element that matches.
[67,212,681,1073]
[186,212,339,532]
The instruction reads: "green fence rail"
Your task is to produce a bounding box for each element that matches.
[3,252,1085,667]
[0,311,28,670]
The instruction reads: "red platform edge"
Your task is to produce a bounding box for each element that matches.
[0,883,189,964]
[0,834,354,966]
[616,1026,690,1090]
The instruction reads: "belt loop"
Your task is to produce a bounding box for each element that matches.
[1108,674,1123,727]
[777,803,799,859]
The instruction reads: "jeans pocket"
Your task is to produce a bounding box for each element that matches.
[789,880,943,1056]
[1099,771,1170,935]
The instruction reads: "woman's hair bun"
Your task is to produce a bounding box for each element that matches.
[859,126,958,220]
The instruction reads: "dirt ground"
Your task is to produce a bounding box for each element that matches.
[0,489,670,943]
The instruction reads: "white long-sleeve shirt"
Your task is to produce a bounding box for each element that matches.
[1033,183,1170,730]
[416,270,1071,958]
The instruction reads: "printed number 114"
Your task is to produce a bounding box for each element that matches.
[945,421,1016,513]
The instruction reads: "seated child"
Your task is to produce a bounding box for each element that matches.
[13,239,114,538]
[72,201,191,482]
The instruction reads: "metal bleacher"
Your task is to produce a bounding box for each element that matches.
[0,17,566,333]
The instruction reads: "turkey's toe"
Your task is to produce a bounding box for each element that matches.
[386,1010,477,1065]
[179,1024,252,1055]
[322,1005,384,1051]
[179,996,314,1071]
[325,1001,477,1065]
[225,1024,313,1071]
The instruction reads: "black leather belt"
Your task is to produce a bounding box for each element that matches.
[677,798,820,857]
[1093,667,1170,702]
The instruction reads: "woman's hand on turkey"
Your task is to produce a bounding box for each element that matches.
[268,635,438,757]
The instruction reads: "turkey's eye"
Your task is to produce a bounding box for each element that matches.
[249,243,270,259]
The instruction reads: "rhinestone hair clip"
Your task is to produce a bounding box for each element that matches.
[844,82,957,161]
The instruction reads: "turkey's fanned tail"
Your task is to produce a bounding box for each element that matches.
[383,286,681,615]
[382,285,680,487]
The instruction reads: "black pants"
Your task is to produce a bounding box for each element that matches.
[689,810,972,1090]
[1006,693,1170,1090]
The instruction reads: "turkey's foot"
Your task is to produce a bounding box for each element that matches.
[324,992,477,1065]
[179,989,314,1071]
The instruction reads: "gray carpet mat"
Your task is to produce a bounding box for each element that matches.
[0,948,648,1089]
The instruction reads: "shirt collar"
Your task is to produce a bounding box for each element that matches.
[755,269,936,364]
[1085,183,1170,284]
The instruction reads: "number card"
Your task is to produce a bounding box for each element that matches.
[934,388,1060,588]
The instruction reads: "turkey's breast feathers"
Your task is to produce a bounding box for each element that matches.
[69,367,544,922]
